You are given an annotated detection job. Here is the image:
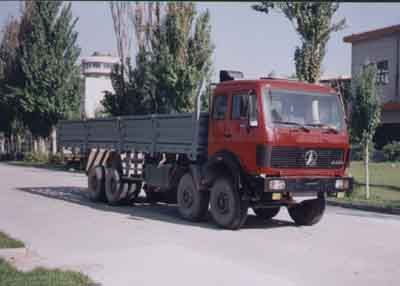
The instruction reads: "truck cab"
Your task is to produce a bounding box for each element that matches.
[205,71,352,228]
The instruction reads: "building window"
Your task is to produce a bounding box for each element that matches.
[103,63,114,69]
[212,95,227,120]
[84,62,101,69]
[376,60,389,85]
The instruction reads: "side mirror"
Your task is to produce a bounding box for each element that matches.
[248,94,258,128]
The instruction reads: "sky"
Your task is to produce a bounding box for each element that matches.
[1,1,400,81]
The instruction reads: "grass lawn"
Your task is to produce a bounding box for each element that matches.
[0,232,24,249]
[334,161,400,208]
[0,258,93,286]
[0,232,93,286]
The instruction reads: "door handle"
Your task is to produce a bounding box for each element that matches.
[224,133,232,138]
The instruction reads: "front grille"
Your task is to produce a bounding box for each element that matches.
[270,147,344,169]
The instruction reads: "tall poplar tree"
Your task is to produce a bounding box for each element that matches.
[253,2,345,83]
[17,1,81,153]
[0,17,23,138]
[350,64,381,199]
[103,2,213,116]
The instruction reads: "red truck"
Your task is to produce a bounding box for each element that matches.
[58,70,353,230]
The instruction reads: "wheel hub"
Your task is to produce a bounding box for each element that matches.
[216,192,229,214]
[182,188,193,208]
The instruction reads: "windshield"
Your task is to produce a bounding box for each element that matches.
[263,89,345,131]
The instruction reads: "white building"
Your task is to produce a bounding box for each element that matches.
[80,52,119,118]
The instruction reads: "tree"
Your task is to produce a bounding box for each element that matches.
[103,2,213,116]
[0,17,22,136]
[0,16,26,155]
[350,64,381,199]
[253,2,345,83]
[109,1,134,83]
[15,1,81,154]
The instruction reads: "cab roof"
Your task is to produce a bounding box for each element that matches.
[215,78,336,95]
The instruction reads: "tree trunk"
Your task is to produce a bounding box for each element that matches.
[364,140,370,199]
[33,138,38,153]
[16,134,21,155]
[10,134,15,158]
[51,126,57,155]
[0,137,4,154]
[38,137,47,154]
[5,137,9,154]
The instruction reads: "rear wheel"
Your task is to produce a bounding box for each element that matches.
[177,173,209,221]
[252,207,280,220]
[288,195,326,226]
[105,167,125,205]
[210,176,248,230]
[87,166,106,202]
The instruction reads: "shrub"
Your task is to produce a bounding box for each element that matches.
[49,153,64,164]
[382,141,400,161]
[24,152,49,164]
[350,144,375,161]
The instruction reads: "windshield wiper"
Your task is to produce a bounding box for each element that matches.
[306,123,339,134]
[273,121,310,132]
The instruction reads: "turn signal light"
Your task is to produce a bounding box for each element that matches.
[335,179,349,190]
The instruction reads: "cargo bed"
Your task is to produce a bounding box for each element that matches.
[57,113,209,159]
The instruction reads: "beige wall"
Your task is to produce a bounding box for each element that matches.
[351,34,400,104]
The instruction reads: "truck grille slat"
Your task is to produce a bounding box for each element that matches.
[270,147,344,169]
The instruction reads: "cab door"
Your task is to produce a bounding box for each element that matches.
[208,93,229,156]
[225,90,258,172]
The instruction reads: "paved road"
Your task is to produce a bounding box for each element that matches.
[0,163,399,286]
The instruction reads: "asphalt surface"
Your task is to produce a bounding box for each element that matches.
[0,162,399,286]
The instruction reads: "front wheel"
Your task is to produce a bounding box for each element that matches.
[288,195,326,226]
[210,176,248,230]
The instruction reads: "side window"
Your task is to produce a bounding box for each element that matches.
[231,94,249,120]
[212,95,227,120]
[249,94,258,126]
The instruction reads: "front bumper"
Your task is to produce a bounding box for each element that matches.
[264,176,353,193]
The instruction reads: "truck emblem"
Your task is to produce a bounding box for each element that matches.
[305,150,318,167]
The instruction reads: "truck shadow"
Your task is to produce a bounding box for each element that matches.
[16,186,295,230]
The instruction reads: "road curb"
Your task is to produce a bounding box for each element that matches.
[0,247,48,272]
[328,200,400,215]
[0,247,28,264]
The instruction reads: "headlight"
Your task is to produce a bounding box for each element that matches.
[269,179,286,191]
[335,179,349,190]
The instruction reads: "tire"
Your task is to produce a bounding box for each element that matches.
[177,173,209,221]
[210,176,248,230]
[253,207,280,220]
[288,195,326,226]
[105,167,125,205]
[87,166,106,202]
